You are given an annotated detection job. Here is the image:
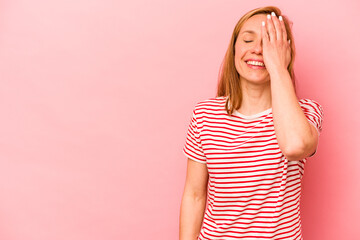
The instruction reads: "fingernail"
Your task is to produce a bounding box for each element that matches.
[288,39,291,44]
[262,21,265,26]
[279,16,283,21]
[267,14,271,19]
[271,12,276,17]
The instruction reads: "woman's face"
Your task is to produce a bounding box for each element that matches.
[234,14,270,84]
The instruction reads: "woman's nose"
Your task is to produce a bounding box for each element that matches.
[252,41,263,54]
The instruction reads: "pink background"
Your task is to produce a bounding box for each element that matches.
[0,0,359,239]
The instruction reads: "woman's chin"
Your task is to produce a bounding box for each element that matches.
[240,75,270,84]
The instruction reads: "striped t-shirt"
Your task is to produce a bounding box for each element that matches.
[182,96,323,240]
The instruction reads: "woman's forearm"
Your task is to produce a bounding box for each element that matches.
[179,195,207,240]
[270,69,314,157]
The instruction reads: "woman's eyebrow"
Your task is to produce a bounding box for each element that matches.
[240,30,256,35]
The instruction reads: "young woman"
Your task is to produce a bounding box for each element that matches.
[180,6,323,240]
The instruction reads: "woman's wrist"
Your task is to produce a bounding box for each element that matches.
[268,67,290,80]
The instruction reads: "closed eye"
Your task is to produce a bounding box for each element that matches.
[244,40,253,43]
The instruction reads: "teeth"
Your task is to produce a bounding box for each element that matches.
[247,61,265,67]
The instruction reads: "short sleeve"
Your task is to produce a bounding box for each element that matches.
[299,99,324,157]
[299,99,324,136]
[182,108,207,164]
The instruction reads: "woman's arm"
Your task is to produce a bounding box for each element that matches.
[179,158,209,240]
[261,13,318,160]
[269,69,318,160]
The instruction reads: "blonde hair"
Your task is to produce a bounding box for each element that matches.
[216,6,296,115]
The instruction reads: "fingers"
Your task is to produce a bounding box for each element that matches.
[266,14,276,42]
[271,12,282,41]
[279,16,288,43]
[265,12,288,44]
[261,20,269,44]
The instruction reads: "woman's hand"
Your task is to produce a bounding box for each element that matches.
[261,12,291,76]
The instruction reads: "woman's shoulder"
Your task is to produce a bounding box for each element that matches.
[298,98,321,104]
[196,96,227,105]
[298,98,324,114]
[298,98,323,108]
[193,96,227,110]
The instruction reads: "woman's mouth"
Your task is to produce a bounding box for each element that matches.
[245,60,266,69]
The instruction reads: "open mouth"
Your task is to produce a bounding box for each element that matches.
[245,60,266,69]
